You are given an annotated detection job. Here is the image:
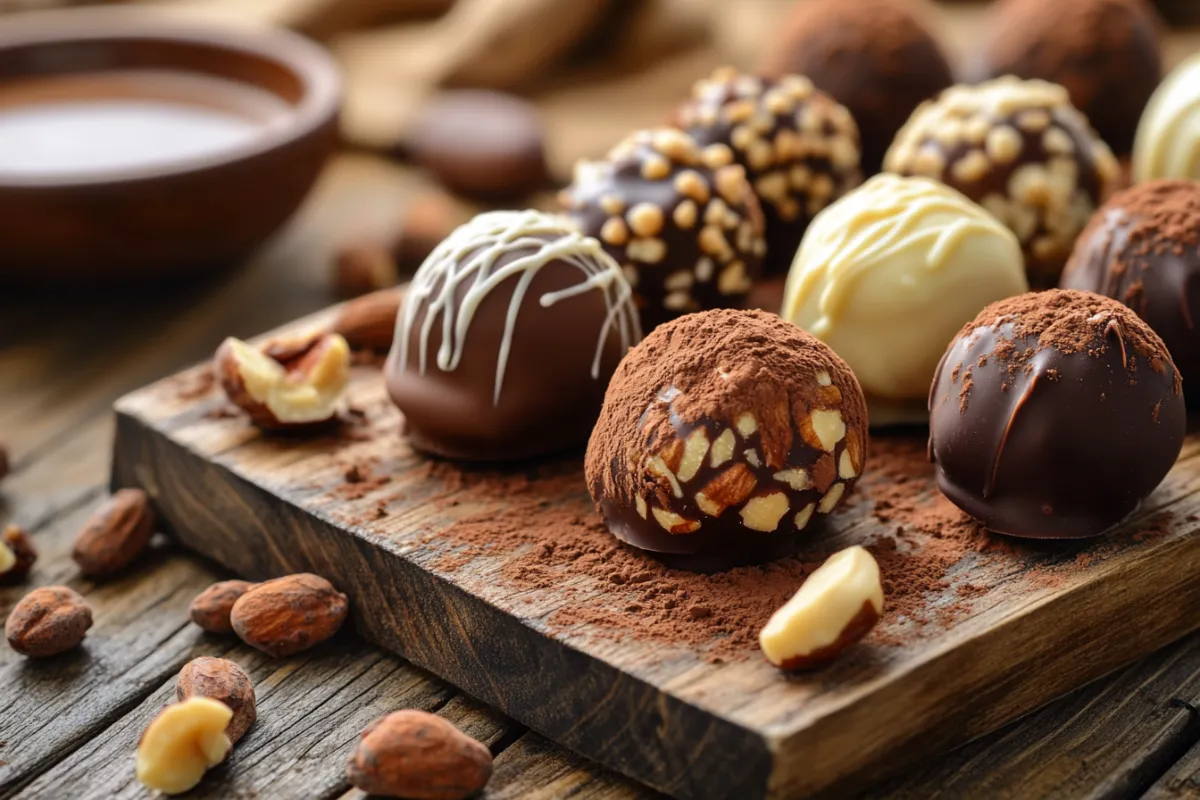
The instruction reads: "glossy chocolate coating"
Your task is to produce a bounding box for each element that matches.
[678,69,862,276]
[1061,180,1200,401]
[387,211,639,461]
[929,291,1185,539]
[559,129,765,332]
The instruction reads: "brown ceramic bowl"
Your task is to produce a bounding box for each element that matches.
[0,9,340,282]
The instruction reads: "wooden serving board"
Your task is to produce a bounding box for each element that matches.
[110,306,1200,800]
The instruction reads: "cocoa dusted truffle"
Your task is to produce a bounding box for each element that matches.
[560,129,766,332]
[1062,180,1200,400]
[886,77,1122,287]
[1133,54,1200,182]
[929,290,1185,539]
[760,0,953,174]
[676,68,862,276]
[386,210,641,461]
[975,0,1163,157]
[586,309,868,571]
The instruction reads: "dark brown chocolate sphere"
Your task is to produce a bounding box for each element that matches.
[386,210,641,461]
[760,0,953,175]
[1062,180,1200,400]
[586,309,868,571]
[929,290,1185,539]
[886,77,1122,287]
[976,0,1164,156]
[676,68,862,276]
[559,129,766,332]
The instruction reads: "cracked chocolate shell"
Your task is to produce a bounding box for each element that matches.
[585,309,868,571]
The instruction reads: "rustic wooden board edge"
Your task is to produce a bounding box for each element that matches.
[110,406,777,800]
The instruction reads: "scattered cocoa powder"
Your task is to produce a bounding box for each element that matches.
[174,366,216,401]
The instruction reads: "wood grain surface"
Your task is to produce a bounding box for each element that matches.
[110,299,1200,798]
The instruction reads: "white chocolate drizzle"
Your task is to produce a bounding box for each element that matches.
[398,210,641,405]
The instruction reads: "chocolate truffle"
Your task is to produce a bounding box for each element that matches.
[559,129,766,332]
[975,0,1164,157]
[1133,53,1200,182]
[886,77,1122,287]
[782,175,1028,406]
[760,0,953,174]
[929,290,1185,539]
[386,210,641,461]
[586,309,868,571]
[1061,180,1200,399]
[676,68,862,276]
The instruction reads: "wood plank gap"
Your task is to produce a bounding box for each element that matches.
[1084,701,1200,800]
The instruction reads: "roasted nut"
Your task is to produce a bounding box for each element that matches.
[230,573,349,657]
[176,657,257,745]
[189,580,256,634]
[136,697,232,795]
[71,488,154,577]
[333,243,399,297]
[759,545,883,670]
[332,288,403,352]
[0,524,37,584]
[394,191,469,269]
[215,332,351,430]
[346,710,493,800]
[5,585,93,657]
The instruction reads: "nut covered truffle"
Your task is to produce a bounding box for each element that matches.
[677,68,862,275]
[760,0,954,174]
[585,309,868,571]
[885,77,1121,287]
[975,0,1164,156]
[783,175,1028,406]
[559,128,766,332]
[929,290,1185,539]
[387,210,641,460]
[1062,180,1200,400]
[1133,54,1200,183]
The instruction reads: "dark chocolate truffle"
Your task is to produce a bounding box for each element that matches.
[976,0,1164,156]
[559,129,766,332]
[676,68,862,276]
[386,210,641,461]
[586,309,868,570]
[929,290,1185,539]
[886,77,1122,287]
[760,0,953,174]
[1061,179,1200,400]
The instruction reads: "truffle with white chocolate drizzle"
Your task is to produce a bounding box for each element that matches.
[885,77,1121,287]
[559,128,766,332]
[386,209,641,461]
[585,309,868,571]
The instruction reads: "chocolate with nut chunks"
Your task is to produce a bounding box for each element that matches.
[1061,179,1200,401]
[560,128,766,332]
[929,290,1185,539]
[678,68,862,276]
[586,309,868,571]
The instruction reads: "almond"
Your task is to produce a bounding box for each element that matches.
[71,489,154,577]
[332,288,402,352]
[176,657,257,745]
[189,580,256,634]
[694,463,757,517]
[5,585,93,657]
[346,710,492,800]
[230,573,348,657]
[0,523,37,584]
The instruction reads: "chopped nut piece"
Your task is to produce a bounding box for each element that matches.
[740,492,790,532]
[136,697,233,794]
[710,428,737,467]
[652,507,701,533]
[676,429,711,482]
[0,523,36,584]
[817,482,846,514]
[215,333,351,430]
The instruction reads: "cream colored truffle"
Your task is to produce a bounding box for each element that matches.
[782,175,1028,402]
[1134,54,1200,182]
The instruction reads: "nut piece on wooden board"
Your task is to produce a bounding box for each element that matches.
[136,697,233,795]
[5,585,93,658]
[230,573,349,657]
[189,580,257,634]
[332,288,404,353]
[759,545,883,670]
[71,488,154,578]
[0,523,37,584]
[176,657,257,745]
[346,709,493,800]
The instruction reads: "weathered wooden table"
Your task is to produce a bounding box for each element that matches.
[2,147,1200,799]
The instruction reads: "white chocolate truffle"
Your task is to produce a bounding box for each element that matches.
[782,175,1028,402]
[1134,54,1200,182]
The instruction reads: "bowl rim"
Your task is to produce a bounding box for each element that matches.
[0,7,342,189]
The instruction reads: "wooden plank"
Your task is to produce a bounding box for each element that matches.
[1145,723,1200,800]
[111,309,1200,800]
